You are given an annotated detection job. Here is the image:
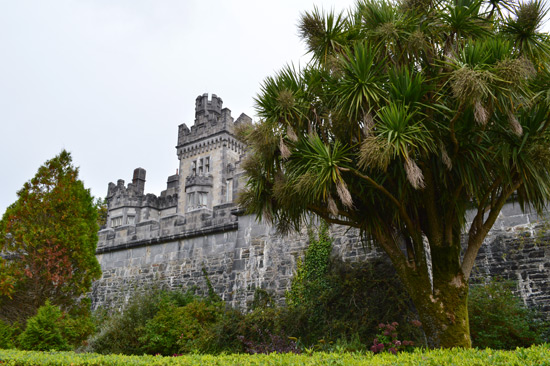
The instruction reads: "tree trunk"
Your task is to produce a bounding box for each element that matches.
[407,274,471,348]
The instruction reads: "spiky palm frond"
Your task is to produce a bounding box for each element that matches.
[375,102,436,159]
[439,0,491,41]
[501,0,550,61]
[255,64,307,125]
[496,104,550,212]
[286,135,353,204]
[299,7,348,66]
[335,42,385,121]
[387,66,428,106]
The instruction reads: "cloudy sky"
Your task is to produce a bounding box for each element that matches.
[0,0,357,215]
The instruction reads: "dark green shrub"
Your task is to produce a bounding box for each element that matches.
[469,279,548,349]
[139,304,190,355]
[139,299,223,355]
[59,298,95,348]
[0,319,18,349]
[86,289,167,355]
[196,307,247,354]
[175,300,224,353]
[86,287,204,355]
[17,300,70,351]
[284,224,423,347]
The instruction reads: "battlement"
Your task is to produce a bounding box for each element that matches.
[105,168,179,229]
[195,93,223,119]
[177,93,250,148]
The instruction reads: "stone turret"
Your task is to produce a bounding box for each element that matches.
[132,168,146,195]
[176,93,248,212]
[101,93,248,231]
[177,94,240,147]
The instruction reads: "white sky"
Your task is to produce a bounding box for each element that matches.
[0,0,356,215]
[1,1,548,216]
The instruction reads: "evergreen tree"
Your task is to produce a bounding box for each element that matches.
[17,300,70,351]
[0,150,101,322]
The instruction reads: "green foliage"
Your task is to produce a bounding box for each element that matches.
[86,289,165,355]
[286,223,332,310]
[139,299,223,355]
[59,298,95,349]
[241,0,550,348]
[86,287,217,355]
[175,300,224,353]
[17,300,70,351]
[94,197,108,229]
[0,319,18,349]
[468,279,548,349]
[0,150,101,323]
[1,345,550,365]
[284,225,424,347]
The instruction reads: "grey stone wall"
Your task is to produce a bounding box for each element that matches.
[91,202,550,317]
[469,204,550,314]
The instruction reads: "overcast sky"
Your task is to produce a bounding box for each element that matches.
[1,1,548,217]
[0,0,357,215]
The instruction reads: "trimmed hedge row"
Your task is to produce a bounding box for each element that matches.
[0,345,549,366]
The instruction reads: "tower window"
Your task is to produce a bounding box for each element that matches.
[187,192,195,212]
[111,217,122,228]
[198,192,208,208]
[205,157,210,173]
[199,158,204,175]
[226,179,233,202]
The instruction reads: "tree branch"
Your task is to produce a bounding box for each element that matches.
[348,168,419,241]
[462,181,522,279]
[308,205,361,228]
[449,102,465,156]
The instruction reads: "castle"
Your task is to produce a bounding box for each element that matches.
[93,94,550,315]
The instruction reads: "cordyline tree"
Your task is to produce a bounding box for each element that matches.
[0,150,101,323]
[238,0,550,348]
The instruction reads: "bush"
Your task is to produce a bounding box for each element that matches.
[58,298,95,349]
[86,287,204,355]
[469,279,548,349]
[85,289,166,355]
[284,224,424,348]
[0,319,18,349]
[2,345,550,365]
[17,300,70,351]
[139,299,224,355]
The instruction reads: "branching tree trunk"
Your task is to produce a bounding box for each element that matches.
[239,0,550,348]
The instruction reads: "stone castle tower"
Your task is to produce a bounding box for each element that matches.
[103,93,251,230]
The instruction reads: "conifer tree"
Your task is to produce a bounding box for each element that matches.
[0,150,101,322]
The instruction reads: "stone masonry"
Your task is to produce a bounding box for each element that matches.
[92,94,550,317]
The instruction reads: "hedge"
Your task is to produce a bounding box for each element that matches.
[0,344,549,365]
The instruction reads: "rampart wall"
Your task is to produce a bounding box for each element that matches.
[91,202,550,316]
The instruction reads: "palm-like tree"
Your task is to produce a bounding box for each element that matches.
[239,0,550,348]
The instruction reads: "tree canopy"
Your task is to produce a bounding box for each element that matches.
[239,0,550,348]
[0,150,101,323]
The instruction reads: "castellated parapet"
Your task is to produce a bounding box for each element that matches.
[93,94,550,317]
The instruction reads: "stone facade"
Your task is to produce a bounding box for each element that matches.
[93,94,550,317]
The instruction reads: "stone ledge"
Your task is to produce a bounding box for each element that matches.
[96,221,238,255]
